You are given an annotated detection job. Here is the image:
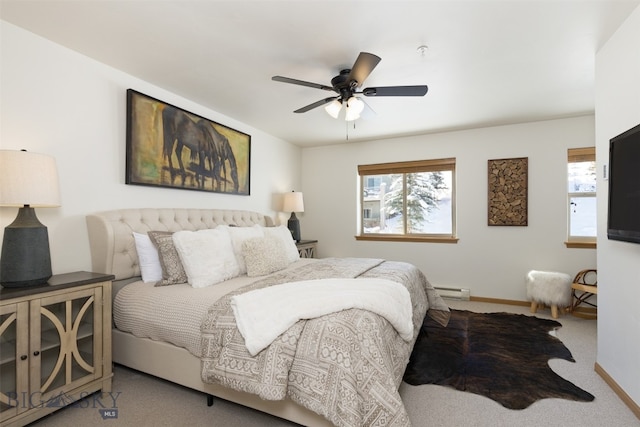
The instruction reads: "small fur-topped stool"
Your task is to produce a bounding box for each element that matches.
[525,270,572,319]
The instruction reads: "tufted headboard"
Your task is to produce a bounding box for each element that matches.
[86,208,274,281]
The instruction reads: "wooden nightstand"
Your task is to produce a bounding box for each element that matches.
[0,271,114,427]
[296,240,318,258]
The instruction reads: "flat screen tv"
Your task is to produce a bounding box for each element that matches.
[607,123,640,244]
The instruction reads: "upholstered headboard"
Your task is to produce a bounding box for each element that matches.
[86,208,274,281]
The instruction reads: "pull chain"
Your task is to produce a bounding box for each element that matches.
[345,121,356,141]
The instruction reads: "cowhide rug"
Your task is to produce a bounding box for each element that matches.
[403,309,595,409]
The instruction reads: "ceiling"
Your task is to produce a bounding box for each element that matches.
[1,1,638,147]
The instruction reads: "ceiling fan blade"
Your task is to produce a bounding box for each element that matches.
[348,52,381,87]
[294,97,338,113]
[272,76,334,92]
[361,85,428,97]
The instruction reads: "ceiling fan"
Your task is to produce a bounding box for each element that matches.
[272,52,428,121]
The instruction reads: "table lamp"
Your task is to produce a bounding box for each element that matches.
[0,150,61,287]
[283,191,304,242]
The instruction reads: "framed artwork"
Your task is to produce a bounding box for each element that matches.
[488,157,528,226]
[126,89,251,195]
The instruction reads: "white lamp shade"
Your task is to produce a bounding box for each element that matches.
[324,99,342,119]
[345,97,364,121]
[283,191,304,213]
[344,109,360,122]
[0,150,61,207]
[348,96,365,114]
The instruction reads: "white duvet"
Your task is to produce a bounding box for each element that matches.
[230,278,414,356]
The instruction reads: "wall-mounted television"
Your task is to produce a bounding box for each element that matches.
[607,123,640,244]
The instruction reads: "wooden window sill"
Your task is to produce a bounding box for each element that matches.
[355,235,459,243]
[565,241,596,249]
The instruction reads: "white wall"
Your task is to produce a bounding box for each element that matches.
[301,116,597,301]
[0,21,301,275]
[595,5,640,407]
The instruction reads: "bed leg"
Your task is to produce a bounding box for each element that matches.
[207,394,214,406]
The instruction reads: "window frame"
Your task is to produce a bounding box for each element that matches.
[356,158,458,243]
[566,147,596,249]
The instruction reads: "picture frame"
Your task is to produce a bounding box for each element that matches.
[126,89,251,195]
[488,157,528,226]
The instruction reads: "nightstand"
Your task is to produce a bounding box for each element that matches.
[296,240,318,258]
[0,271,114,426]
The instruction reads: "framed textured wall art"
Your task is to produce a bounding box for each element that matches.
[126,89,251,195]
[488,157,528,226]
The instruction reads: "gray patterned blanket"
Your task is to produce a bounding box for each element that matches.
[200,258,449,427]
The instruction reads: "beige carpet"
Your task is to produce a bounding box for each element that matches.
[31,300,640,427]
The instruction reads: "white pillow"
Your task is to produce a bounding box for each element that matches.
[263,225,300,264]
[226,225,265,274]
[132,232,163,283]
[171,227,240,288]
[242,237,289,277]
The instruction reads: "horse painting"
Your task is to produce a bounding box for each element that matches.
[197,120,239,193]
[126,89,250,195]
[162,106,219,189]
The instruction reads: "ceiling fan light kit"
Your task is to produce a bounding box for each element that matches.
[325,96,365,121]
[272,51,428,122]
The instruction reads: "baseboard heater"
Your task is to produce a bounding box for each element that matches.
[434,286,470,301]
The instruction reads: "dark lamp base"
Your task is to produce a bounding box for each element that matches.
[287,212,301,242]
[0,207,52,288]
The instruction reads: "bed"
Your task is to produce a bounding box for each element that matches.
[86,208,449,427]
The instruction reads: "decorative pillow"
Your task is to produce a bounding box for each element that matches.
[226,224,265,275]
[132,232,163,283]
[242,237,289,277]
[263,225,300,264]
[172,227,240,288]
[148,231,188,286]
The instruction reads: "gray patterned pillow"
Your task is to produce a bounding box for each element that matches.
[148,231,188,286]
[242,237,288,277]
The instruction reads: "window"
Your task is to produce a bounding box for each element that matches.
[566,147,596,248]
[357,158,457,243]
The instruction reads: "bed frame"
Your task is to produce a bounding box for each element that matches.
[86,208,332,427]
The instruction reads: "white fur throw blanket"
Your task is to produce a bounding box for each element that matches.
[231,278,414,356]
